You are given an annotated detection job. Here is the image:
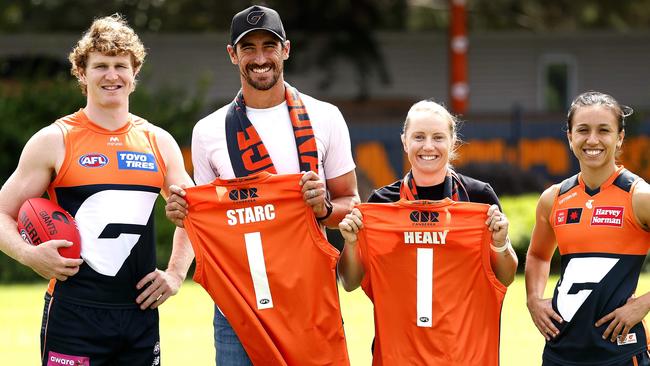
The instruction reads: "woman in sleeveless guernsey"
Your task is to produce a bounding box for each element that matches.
[526,91,650,366]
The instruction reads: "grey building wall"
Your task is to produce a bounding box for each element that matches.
[468,31,650,112]
[1,31,648,113]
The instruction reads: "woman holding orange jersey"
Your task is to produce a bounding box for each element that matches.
[526,91,650,366]
[337,100,518,364]
[338,99,518,290]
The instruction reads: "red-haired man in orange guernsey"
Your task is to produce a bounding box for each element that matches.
[0,14,194,366]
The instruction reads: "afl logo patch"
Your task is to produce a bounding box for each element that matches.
[78,153,109,168]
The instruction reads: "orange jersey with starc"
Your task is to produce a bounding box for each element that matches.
[183,172,349,366]
[545,166,650,365]
[357,199,506,366]
[46,109,166,306]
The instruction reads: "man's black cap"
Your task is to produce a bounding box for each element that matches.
[230,5,286,46]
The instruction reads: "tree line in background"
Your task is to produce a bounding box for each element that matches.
[2,0,650,100]
[2,0,650,33]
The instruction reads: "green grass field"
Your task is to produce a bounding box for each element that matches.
[3,276,650,365]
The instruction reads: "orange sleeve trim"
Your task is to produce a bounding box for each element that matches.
[48,120,72,200]
[143,123,168,180]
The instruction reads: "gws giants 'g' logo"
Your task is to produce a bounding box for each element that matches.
[409,211,439,223]
[229,188,259,201]
[75,189,158,277]
[247,11,264,25]
[52,211,69,224]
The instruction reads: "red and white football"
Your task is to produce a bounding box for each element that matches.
[16,198,81,259]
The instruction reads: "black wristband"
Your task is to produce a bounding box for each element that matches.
[316,198,333,221]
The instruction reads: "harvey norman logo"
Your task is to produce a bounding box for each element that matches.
[591,206,624,227]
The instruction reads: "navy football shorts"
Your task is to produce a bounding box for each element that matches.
[543,350,650,366]
[40,293,161,366]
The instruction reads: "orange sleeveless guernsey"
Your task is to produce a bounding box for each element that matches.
[544,166,650,365]
[183,172,349,366]
[46,109,165,306]
[357,199,506,366]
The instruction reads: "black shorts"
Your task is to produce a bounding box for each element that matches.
[40,293,161,366]
[543,350,650,366]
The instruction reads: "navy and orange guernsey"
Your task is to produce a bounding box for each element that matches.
[545,166,650,365]
[183,172,349,366]
[46,109,165,307]
[357,199,506,366]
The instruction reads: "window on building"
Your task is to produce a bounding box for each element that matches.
[538,55,576,112]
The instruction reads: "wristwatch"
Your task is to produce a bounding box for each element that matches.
[316,197,333,221]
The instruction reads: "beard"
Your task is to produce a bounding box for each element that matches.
[242,63,282,91]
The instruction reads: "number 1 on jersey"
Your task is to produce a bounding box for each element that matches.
[417,248,433,327]
[244,232,274,310]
